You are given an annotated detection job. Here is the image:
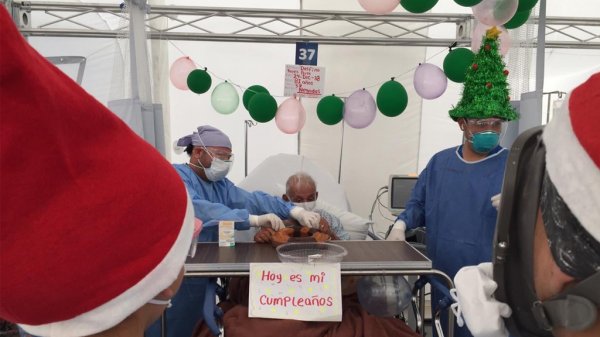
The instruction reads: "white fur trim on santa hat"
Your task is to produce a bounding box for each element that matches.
[543,96,600,243]
[19,195,195,337]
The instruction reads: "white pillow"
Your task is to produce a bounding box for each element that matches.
[317,201,371,240]
[238,154,350,211]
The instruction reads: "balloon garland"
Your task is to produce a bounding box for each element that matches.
[168,0,531,133]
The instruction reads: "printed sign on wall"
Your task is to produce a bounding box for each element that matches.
[295,42,318,66]
[284,64,325,98]
[249,263,342,321]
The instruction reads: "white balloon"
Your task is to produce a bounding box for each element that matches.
[472,0,518,26]
[413,63,447,100]
[344,90,377,129]
[357,0,399,15]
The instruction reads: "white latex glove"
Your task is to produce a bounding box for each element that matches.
[249,213,285,231]
[491,193,501,211]
[290,207,321,229]
[386,220,406,241]
[452,262,512,337]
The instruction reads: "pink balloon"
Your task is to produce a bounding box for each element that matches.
[358,0,399,15]
[471,22,511,55]
[344,89,376,129]
[275,97,306,134]
[413,63,447,100]
[472,0,518,26]
[170,56,196,90]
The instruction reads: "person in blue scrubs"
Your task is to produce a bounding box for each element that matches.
[146,125,321,337]
[386,117,513,337]
[387,27,519,337]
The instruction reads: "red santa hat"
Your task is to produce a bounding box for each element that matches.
[0,7,194,337]
[542,72,600,243]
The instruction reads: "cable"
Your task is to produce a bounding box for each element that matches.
[377,201,395,222]
[368,186,388,222]
[368,187,395,239]
[374,188,395,222]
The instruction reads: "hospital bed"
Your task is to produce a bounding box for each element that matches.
[236,153,375,241]
[173,154,454,337]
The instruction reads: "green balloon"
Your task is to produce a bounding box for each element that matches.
[187,69,212,94]
[400,0,439,13]
[376,80,408,117]
[242,85,269,110]
[248,93,277,123]
[517,0,538,11]
[504,9,531,29]
[317,95,344,125]
[453,0,483,6]
[443,48,475,83]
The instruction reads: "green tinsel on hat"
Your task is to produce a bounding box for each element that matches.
[449,27,519,121]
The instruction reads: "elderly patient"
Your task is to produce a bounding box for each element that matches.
[254,172,350,243]
[193,173,419,337]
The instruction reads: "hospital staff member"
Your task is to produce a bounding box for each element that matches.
[146,125,321,337]
[386,27,519,337]
[387,116,512,337]
[454,72,600,337]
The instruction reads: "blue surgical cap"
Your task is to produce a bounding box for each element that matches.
[176,125,232,149]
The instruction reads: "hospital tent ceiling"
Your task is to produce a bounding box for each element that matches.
[9,1,600,49]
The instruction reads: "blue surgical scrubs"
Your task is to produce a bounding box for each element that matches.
[146,164,294,337]
[397,145,508,337]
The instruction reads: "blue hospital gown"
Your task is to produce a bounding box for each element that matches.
[397,145,508,337]
[173,163,293,242]
[316,208,350,241]
[146,163,295,337]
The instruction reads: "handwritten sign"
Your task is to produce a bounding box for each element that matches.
[249,263,342,321]
[284,64,325,98]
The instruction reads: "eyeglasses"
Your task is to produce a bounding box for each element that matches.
[205,149,234,161]
[466,118,504,130]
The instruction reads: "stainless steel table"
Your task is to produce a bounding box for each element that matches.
[186,240,439,277]
[177,241,455,337]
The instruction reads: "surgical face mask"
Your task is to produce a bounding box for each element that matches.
[469,131,500,154]
[199,157,232,182]
[293,201,316,211]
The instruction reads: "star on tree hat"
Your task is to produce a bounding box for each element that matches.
[0,7,194,337]
[543,72,600,244]
[449,27,519,121]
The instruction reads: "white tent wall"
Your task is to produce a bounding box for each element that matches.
[28,36,126,104]
[166,0,300,183]
[300,0,424,233]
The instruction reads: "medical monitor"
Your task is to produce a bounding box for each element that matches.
[388,175,418,216]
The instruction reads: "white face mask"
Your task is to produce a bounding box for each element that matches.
[200,157,232,182]
[293,201,316,211]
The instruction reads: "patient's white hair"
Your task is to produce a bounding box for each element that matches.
[286,172,317,194]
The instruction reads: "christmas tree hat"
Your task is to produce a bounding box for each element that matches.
[449,27,519,121]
